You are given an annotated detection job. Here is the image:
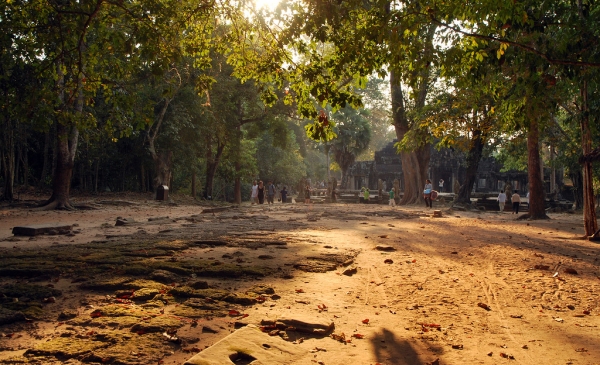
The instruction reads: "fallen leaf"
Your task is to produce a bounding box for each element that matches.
[362,319,370,324]
[534,265,549,270]
[451,344,463,349]
[564,268,578,275]
[228,310,241,316]
[295,289,305,293]
[379,235,388,238]
[90,310,103,318]
[352,333,365,339]
[384,259,394,264]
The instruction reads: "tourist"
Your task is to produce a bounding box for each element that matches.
[280,186,288,203]
[364,188,370,204]
[267,181,276,205]
[389,187,396,207]
[423,179,433,208]
[497,190,507,212]
[257,181,265,204]
[439,178,444,192]
[304,184,311,204]
[251,180,258,204]
[512,190,521,214]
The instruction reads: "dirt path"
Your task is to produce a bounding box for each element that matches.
[0,195,598,365]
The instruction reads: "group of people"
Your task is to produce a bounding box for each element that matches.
[251,180,288,205]
[497,190,523,214]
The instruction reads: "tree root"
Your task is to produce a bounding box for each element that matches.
[516,213,550,220]
[589,229,600,242]
[34,199,77,211]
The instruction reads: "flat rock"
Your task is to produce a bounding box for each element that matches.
[150,270,181,284]
[342,266,358,276]
[115,218,136,226]
[375,245,396,252]
[184,324,306,365]
[201,206,233,214]
[275,314,334,334]
[12,223,73,236]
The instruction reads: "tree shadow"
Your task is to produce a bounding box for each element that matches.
[371,328,442,365]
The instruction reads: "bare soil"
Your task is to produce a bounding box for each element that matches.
[0,192,599,365]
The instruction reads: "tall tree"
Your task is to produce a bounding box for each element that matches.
[330,106,371,188]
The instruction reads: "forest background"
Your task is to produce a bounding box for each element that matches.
[0,0,599,235]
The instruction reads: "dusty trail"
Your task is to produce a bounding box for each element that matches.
[0,195,599,365]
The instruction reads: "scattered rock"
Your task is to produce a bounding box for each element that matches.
[191,281,210,289]
[115,217,136,226]
[202,325,219,334]
[274,315,334,335]
[149,270,181,284]
[58,309,78,320]
[248,284,275,295]
[12,223,73,236]
[375,245,396,252]
[341,265,357,276]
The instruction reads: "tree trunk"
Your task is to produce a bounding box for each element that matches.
[204,142,225,200]
[152,151,173,189]
[191,171,196,198]
[579,79,599,236]
[1,118,15,201]
[234,125,242,204]
[455,127,485,205]
[94,159,99,193]
[526,118,548,219]
[41,61,80,210]
[390,71,429,204]
[570,170,583,210]
[44,121,78,209]
[39,130,51,188]
[139,163,145,192]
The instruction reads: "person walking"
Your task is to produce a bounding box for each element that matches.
[304,184,311,204]
[257,181,265,204]
[497,190,507,212]
[251,180,258,204]
[389,187,396,207]
[511,190,521,214]
[267,181,276,205]
[363,188,370,204]
[280,186,288,203]
[423,179,433,208]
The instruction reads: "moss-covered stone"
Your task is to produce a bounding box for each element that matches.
[133,288,161,301]
[169,301,229,318]
[130,315,184,333]
[25,336,107,358]
[0,284,62,301]
[169,286,230,300]
[223,293,257,306]
[0,307,26,325]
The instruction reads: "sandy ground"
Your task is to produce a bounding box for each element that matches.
[0,193,599,365]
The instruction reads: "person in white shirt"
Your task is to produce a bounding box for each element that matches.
[511,191,521,214]
[251,180,258,204]
[497,191,507,212]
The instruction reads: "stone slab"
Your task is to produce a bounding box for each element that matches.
[184,324,306,365]
[275,315,334,334]
[12,223,73,236]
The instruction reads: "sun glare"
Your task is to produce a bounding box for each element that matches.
[253,0,280,11]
